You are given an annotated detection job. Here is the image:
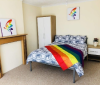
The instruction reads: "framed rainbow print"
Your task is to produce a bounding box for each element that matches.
[0,19,17,37]
[67,7,80,20]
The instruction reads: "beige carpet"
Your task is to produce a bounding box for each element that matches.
[0,60,100,85]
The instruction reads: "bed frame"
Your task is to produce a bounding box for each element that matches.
[30,61,76,83]
[29,37,88,83]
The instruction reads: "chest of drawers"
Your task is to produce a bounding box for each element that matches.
[88,45,100,61]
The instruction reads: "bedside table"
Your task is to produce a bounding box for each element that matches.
[88,45,100,61]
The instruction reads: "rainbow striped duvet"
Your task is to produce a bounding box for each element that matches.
[45,44,84,71]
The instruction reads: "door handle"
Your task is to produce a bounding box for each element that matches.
[43,33,45,39]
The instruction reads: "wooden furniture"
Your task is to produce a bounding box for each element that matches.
[0,34,27,78]
[88,45,100,61]
[36,15,56,48]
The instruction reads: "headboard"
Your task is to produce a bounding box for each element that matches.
[85,36,88,44]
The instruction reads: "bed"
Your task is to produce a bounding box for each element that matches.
[26,35,87,83]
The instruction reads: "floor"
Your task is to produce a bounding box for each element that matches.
[0,60,100,85]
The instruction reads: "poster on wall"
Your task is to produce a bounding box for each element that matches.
[67,7,80,20]
[0,19,17,37]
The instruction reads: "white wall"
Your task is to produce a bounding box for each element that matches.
[23,3,41,55]
[42,0,100,45]
[0,0,24,73]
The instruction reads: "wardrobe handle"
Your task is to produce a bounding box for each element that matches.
[43,33,45,39]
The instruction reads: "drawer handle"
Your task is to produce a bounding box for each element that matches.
[90,51,98,53]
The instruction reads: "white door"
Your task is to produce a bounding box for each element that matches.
[44,17,51,46]
[37,17,45,48]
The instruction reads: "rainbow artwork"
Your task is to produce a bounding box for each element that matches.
[68,7,79,20]
[69,7,77,19]
[0,19,17,37]
[4,19,13,35]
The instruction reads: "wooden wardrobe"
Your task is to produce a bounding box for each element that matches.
[36,15,56,48]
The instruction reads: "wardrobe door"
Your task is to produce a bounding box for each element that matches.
[44,17,51,46]
[37,17,45,48]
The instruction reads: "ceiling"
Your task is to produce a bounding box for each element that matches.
[23,0,93,7]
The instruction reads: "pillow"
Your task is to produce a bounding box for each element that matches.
[69,35,87,44]
[54,35,71,43]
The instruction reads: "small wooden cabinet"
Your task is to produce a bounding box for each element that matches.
[88,45,100,61]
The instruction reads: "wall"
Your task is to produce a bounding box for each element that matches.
[42,0,100,45]
[1,0,98,73]
[23,3,41,55]
[0,0,24,73]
